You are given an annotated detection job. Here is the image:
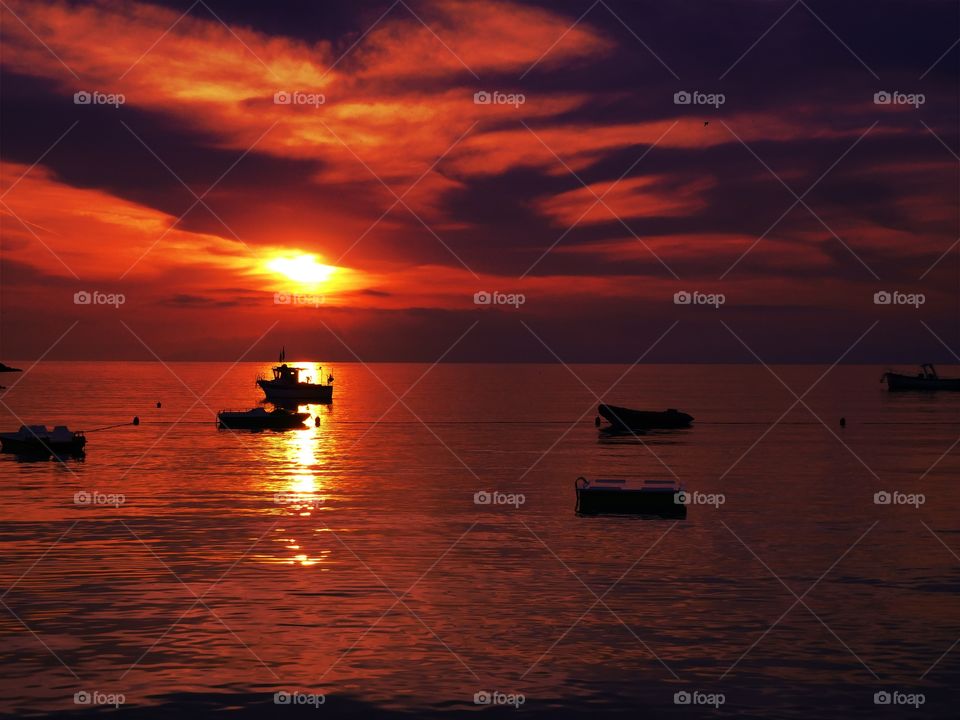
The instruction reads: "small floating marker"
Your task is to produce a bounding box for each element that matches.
[594,416,601,427]
[133,416,140,426]
[704,121,710,126]
[839,417,846,428]
[314,416,321,427]
[156,401,162,408]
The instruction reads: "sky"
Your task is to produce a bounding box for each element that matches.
[0,0,958,362]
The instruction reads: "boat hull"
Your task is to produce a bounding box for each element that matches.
[257,380,333,402]
[0,436,86,455]
[575,488,686,517]
[598,404,693,431]
[217,413,309,430]
[884,373,960,391]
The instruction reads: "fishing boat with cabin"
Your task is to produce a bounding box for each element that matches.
[257,347,334,403]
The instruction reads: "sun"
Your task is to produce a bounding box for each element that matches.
[266,254,336,286]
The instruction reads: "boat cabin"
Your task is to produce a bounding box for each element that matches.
[270,363,304,386]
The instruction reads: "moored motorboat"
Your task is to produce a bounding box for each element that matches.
[597,404,693,432]
[575,477,686,517]
[217,407,309,430]
[882,364,960,391]
[0,425,86,455]
[257,350,333,402]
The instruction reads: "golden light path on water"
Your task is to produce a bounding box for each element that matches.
[260,362,338,568]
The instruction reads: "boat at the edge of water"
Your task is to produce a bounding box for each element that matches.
[597,403,694,432]
[256,348,333,402]
[575,477,686,517]
[881,364,960,392]
[217,407,309,430]
[0,425,86,455]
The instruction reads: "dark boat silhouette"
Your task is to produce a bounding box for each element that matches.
[217,407,309,430]
[0,363,22,373]
[0,425,86,455]
[881,364,960,391]
[575,477,686,517]
[597,404,693,432]
[257,349,333,403]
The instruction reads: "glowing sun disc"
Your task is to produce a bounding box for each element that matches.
[267,254,335,285]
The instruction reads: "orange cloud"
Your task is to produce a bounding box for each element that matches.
[538,175,715,226]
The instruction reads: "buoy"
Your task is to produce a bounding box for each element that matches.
[314,416,320,427]
[594,416,601,427]
[156,401,161,408]
[133,416,140,426]
[839,417,846,428]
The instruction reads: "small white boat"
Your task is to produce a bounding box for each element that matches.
[0,425,86,455]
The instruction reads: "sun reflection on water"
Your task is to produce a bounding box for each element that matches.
[267,400,337,567]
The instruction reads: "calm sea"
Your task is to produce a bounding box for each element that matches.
[1,362,959,718]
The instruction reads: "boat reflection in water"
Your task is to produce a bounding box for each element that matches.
[266,402,335,568]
